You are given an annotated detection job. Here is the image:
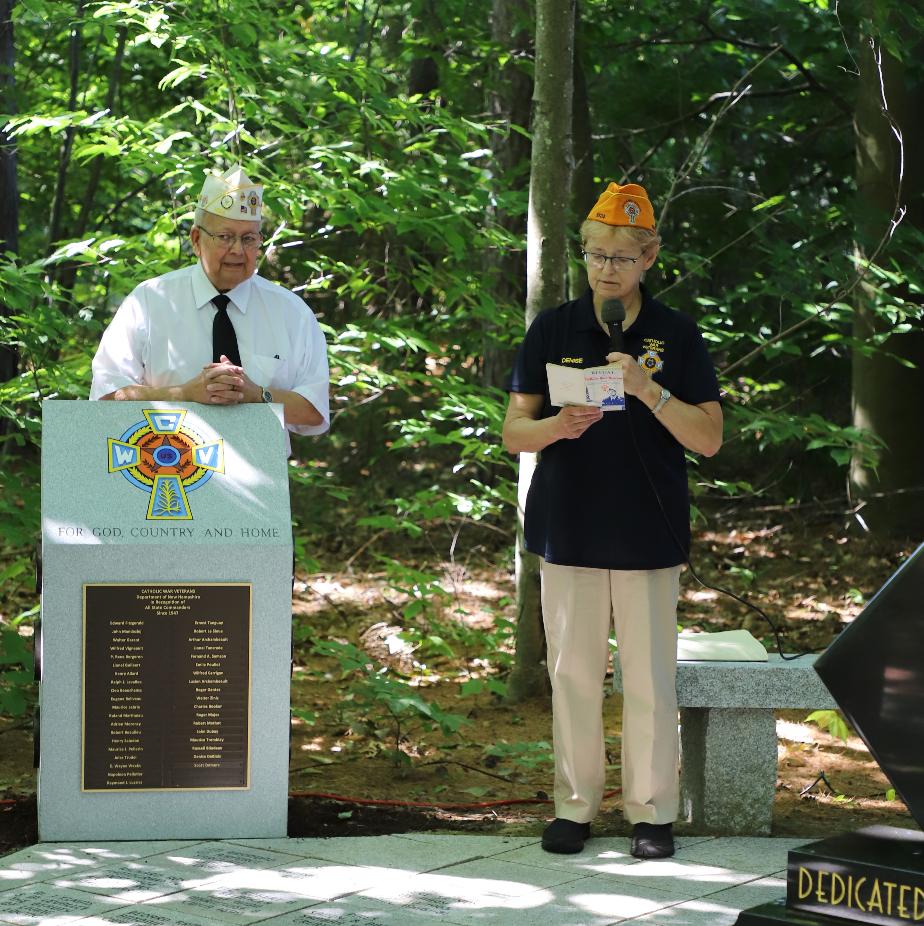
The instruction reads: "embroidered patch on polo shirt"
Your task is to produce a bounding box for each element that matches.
[638,350,663,374]
[638,338,666,375]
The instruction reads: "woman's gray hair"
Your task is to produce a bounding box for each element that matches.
[580,220,661,253]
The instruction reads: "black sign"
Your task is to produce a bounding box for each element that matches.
[814,543,924,829]
[733,898,824,924]
[786,826,924,926]
[83,583,251,791]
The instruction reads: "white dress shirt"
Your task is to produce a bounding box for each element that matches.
[91,262,330,443]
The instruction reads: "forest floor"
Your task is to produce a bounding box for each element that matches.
[1,511,918,856]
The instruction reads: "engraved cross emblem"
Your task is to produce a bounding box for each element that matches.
[107,409,224,520]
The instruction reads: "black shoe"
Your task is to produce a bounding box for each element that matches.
[630,822,675,859]
[542,818,591,854]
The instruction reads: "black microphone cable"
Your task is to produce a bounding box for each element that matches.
[593,282,818,657]
[617,366,817,661]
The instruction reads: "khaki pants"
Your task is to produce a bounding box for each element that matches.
[540,561,681,825]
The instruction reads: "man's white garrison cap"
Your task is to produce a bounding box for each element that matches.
[198,165,263,221]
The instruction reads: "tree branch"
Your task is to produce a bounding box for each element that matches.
[721,36,906,379]
[697,18,853,116]
[659,45,783,231]
[657,208,781,298]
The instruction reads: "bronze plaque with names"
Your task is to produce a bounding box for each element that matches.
[82,583,251,791]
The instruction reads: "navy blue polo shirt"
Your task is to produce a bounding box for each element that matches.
[506,286,720,570]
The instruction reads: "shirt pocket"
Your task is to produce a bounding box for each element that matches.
[249,353,291,390]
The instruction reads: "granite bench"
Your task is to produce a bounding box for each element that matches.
[611,653,837,836]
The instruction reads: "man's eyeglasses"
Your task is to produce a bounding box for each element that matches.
[582,250,640,270]
[197,226,263,250]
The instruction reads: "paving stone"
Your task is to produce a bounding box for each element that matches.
[264,893,621,926]
[268,835,488,872]
[627,874,787,925]
[0,877,31,896]
[352,870,689,925]
[567,855,762,899]
[267,893,602,926]
[492,834,716,873]
[0,841,202,892]
[256,901,435,925]
[675,838,810,876]
[50,859,211,903]
[391,833,542,854]
[130,881,318,925]
[141,841,304,878]
[0,881,127,924]
[535,875,689,924]
[400,858,590,898]
[74,905,223,926]
[267,878,683,926]
[209,860,404,903]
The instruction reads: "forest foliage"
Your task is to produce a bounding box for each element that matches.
[1,0,922,722]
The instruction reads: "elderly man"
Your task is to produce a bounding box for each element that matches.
[91,166,329,446]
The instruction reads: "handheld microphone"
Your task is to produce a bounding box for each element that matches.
[601,298,626,354]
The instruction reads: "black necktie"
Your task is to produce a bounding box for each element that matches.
[211,294,241,366]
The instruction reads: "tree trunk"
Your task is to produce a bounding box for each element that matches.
[74,25,126,240]
[55,24,127,298]
[47,0,84,253]
[484,0,532,390]
[0,0,18,387]
[568,12,594,299]
[407,0,440,99]
[506,0,575,704]
[850,29,924,536]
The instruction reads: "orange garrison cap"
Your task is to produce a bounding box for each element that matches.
[587,182,656,229]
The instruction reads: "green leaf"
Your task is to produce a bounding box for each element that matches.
[752,194,786,212]
[805,710,850,742]
[459,678,484,696]
[158,63,203,90]
[153,131,193,154]
[74,138,123,161]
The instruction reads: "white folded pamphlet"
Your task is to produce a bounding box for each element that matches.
[546,363,625,411]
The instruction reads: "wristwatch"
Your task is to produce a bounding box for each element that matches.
[260,386,274,404]
[652,387,671,414]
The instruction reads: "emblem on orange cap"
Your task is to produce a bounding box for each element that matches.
[624,202,641,225]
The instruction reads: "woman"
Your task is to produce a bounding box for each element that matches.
[503,182,722,858]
